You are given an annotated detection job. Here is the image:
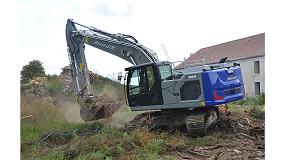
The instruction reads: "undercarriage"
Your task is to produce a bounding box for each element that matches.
[126,105,228,136]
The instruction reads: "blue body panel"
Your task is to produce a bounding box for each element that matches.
[202,66,245,106]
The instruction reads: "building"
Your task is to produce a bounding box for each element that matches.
[176,33,265,97]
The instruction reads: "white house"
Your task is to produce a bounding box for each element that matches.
[176,33,265,97]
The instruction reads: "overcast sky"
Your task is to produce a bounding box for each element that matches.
[20,0,266,77]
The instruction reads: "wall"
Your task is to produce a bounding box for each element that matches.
[228,56,265,97]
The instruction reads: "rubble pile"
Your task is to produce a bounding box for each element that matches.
[59,72,73,96]
[21,77,53,102]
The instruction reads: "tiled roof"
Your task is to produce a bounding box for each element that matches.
[176,33,265,69]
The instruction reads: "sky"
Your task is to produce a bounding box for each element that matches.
[19,0,266,78]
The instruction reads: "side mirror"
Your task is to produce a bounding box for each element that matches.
[117,72,123,81]
[233,63,240,66]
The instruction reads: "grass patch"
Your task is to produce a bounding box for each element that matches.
[130,128,156,147]
[91,73,124,100]
[249,105,265,120]
[20,96,102,159]
[229,93,265,119]
[185,133,224,147]
[137,138,165,160]
[21,100,226,160]
[228,100,265,120]
[21,98,226,160]
[228,104,248,113]
[232,93,265,106]
[45,76,63,96]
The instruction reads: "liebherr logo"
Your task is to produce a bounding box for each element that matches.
[94,41,116,50]
[227,76,237,81]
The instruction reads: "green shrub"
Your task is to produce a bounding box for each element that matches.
[137,139,164,160]
[44,150,66,160]
[93,150,112,160]
[46,74,58,81]
[234,99,247,105]
[231,93,265,106]
[76,151,112,160]
[46,77,63,96]
[20,84,32,92]
[164,156,176,160]
[185,133,223,147]
[249,105,265,119]
[99,126,123,137]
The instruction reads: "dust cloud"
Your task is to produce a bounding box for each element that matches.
[97,84,139,128]
[57,83,136,126]
[58,101,84,123]
[98,84,120,101]
[101,104,144,128]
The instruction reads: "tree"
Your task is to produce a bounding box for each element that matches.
[21,60,46,84]
[60,66,70,76]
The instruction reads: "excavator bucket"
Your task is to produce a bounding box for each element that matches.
[79,95,124,121]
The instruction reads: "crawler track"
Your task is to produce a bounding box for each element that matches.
[125,107,220,136]
[186,112,206,136]
[125,111,158,131]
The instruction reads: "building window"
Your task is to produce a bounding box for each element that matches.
[254,61,260,74]
[255,82,261,96]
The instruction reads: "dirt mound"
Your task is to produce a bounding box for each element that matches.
[125,110,264,135]
[125,110,265,160]
[216,112,264,137]
[196,112,265,159]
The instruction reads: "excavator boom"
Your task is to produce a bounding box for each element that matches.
[65,19,159,121]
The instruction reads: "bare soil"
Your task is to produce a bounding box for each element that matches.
[126,110,265,160]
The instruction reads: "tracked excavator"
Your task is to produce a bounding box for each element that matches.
[66,19,245,135]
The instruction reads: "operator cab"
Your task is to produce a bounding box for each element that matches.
[125,61,172,107]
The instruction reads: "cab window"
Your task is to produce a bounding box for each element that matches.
[128,69,140,96]
[159,64,172,80]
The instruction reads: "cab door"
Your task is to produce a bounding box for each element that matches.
[127,64,163,107]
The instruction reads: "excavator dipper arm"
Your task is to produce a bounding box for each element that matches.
[65,19,158,121]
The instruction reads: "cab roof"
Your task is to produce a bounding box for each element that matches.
[125,61,170,71]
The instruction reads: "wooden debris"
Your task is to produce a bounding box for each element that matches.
[245,117,251,125]
[236,132,256,141]
[21,115,33,119]
[233,149,241,154]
